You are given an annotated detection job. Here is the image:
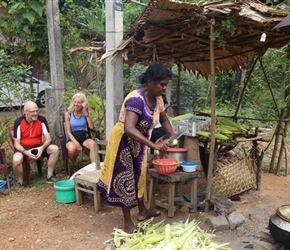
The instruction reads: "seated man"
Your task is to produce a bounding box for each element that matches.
[12,101,59,188]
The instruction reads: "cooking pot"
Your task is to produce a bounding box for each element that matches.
[269,205,290,247]
[165,148,188,164]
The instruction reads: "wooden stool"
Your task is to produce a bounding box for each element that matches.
[74,170,101,211]
[148,169,204,217]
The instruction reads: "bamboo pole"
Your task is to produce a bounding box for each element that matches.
[234,55,259,118]
[94,52,106,131]
[284,106,290,176]
[276,107,290,175]
[258,57,280,114]
[205,18,216,213]
[269,109,284,173]
[177,63,181,116]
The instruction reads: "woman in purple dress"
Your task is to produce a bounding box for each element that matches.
[97,64,174,233]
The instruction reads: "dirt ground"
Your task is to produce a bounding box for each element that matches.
[1,169,290,250]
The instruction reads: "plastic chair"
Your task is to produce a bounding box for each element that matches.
[7,126,48,187]
[0,148,11,195]
[58,114,100,178]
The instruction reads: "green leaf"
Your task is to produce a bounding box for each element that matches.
[26,44,36,53]
[23,12,36,24]
[8,2,25,14]
[0,1,7,8]
[196,25,206,36]
[23,24,30,33]
[28,1,45,17]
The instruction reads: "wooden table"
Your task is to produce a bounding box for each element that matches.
[148,169,204,217]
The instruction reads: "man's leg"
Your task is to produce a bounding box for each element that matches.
[46,144,59,177]
[12,152,24,184]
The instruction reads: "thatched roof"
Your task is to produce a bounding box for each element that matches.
[102,0,290,77]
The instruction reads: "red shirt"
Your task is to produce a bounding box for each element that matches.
[13,115,49,147]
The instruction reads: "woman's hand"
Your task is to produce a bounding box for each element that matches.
[82,101,90,116]
[76,143,83,153]
[82,101,88,109]
[154,137,169,151]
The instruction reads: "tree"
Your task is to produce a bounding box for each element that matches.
[0,0,48,75]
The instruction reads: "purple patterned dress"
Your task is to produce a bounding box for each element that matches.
[97,89,164,210]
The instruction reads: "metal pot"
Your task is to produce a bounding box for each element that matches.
[269,205,290,247]
[165,148,188,164]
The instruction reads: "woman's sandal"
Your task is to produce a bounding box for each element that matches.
[137,209,161,221]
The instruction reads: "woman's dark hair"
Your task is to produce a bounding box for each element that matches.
[138,64,172,85]
[162,94,168,105]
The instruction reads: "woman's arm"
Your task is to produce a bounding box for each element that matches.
[82,101,94,130]
[124,111,169,152]
[159,111,174,138]
[166,106,174,117]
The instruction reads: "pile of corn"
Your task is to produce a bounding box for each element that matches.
[112,217,230,249]
[197,118,250,141]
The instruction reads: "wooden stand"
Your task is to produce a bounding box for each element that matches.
[148,169,204,217]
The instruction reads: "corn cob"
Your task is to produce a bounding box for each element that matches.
[164,223,171,246]
[218,118,247,132]
[218,124,241,133]
[143,234,164,244]
[197,130,211,138]
[219,127,233,135]
[170,113,193,122]
[215,133,230,140]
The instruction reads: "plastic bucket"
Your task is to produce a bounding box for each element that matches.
[54,180,76,203]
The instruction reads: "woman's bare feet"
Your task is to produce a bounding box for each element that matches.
[123,209,137,233]
[123,224,138,233]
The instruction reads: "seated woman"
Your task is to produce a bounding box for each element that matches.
[65,93,95,169]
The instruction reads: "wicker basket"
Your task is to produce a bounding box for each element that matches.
[211,155,257,197]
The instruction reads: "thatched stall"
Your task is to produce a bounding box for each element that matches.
[99,0,290,207]
[103,0,290,77]
[100,0,290,207]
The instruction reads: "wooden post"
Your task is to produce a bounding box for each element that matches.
[176,63,181,115]
[205,18,216,212]
[46,0,65,141]
[105,0,124,139]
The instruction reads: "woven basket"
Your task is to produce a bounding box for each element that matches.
[211,156,257,197]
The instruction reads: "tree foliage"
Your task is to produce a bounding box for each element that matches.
[0,0,47,65]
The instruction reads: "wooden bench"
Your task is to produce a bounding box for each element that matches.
[74,169,102,211]
[148,169,204,217]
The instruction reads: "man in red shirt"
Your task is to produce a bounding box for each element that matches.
[12,101,59,187]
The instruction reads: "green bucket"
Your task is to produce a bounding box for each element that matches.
[54,180,76,203]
